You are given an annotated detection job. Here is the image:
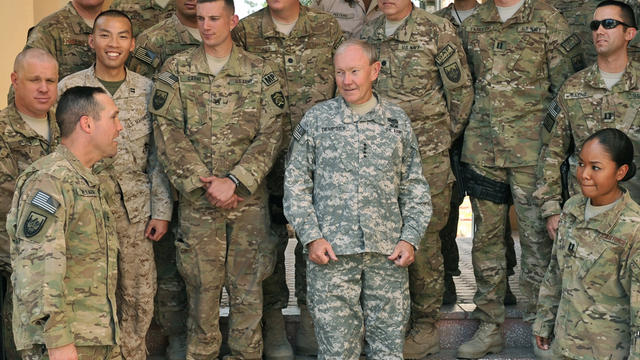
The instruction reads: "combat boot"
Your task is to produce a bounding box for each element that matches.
[457,322,504,359]
[165,334,187,360]
[532,336,553,359]
[442,274,457,305]
[403,323,440,359]
[263,308,294,360]
[504,281,517,305]
[295,304,318,356]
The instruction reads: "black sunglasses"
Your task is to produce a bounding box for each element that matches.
[589,18,634,31]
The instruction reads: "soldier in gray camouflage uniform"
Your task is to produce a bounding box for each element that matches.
[110,0,175,37]
[284,39,431,360]
[0,49,60,360]
[8,86,122,360]
[360,0,473,357]
[150,0,285,357]
[57,11,173,360]
[232,1,343,357]
[457,0,583,357]
[534,129,640,360]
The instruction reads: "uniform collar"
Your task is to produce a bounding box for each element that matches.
[65,1,94,34]
[371,6,417,42]
[58,144,100,186]
[7,103,59,144]
[260,5,314,38]
[172,14,202,44]
[85,65,137,96]
[477,0,534,25]
[338,92,387,126]
[190,44,243,77]
[586,59,640,92]
[567,190,632,234]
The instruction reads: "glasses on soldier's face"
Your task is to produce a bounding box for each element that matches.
[589,18,635,31]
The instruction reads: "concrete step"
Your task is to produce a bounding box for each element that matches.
[146,303,535,359]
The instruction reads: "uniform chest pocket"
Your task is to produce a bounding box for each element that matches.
[580,240,626,299]
[316,128,355,173]
[506,32,546,79]
[369,129,402,173]
[387,47,433,98]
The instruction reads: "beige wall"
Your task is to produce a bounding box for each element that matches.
[0,0,112,108]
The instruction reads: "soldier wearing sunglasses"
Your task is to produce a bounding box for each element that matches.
[535,5,640,346]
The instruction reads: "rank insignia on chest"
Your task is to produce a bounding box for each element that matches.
[494,41,505,51]
[603,112,615,122]
[31,190,59,214]
[23,211,47,238]
[271,91,286,109]
[567,241,576,254]
[153,90,168,110]
[387,118,398,128]
[444,63,461,83]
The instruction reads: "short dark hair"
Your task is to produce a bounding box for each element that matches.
[57,86,108,138]
[596,0,637,28]
[197,0,235,15]
[92,9,133,34]
[583,128,636,181]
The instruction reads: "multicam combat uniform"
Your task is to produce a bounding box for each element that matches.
[536,60,640,219]
[7,145,120,359]
[547,0,599,67]
[128,14,201,78]
[150,45,285,359]
[533,191,640,360]
[283,94,431,359]
[361,5,473,332]
[232,5,343,313]
[309,0,382,39]
[460,0,582,323]
[110,0,175,37]
[0,104,59,360]
[58,66,173,360]
[24,2,93,81]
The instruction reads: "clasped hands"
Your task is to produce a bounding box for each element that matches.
[308,238,415,267]
[200,175,244,209]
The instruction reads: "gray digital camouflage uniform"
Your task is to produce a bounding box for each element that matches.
[110,0,175,37]
[533,191,640,360]
[232,5,343,312]
[0,104,59,360]
[283,94,431,359]
[58,66,172,360]
[361,5,473,329]
[150,44,285,359]
[7,145,120,357]
[536,60,640,218]
[460,0,582,323]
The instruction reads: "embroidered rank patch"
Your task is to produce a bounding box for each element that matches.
[387,118,398,129]
[271,91,286,109]
[31,191,59,214]
[293,124,306,142]
[133,47,158,65]
[561,34,581,53]
[23,211,47,238]
[153,90,169,110]
[157,72,178,87]
[444,62,461,82]
[262,72,278,87]
[435,44,455,66]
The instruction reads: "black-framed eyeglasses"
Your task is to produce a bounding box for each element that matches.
[590,18,634,31]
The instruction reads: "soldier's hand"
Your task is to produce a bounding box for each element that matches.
[48,343,78,360]
[308,238,338,265]
[200,176,236,207]
[546,214,561,240]
[218,194,245,209]
[388,240,415,267]
[535,335,550,350]
[145,219,170,241]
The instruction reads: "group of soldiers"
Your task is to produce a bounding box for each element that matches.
[0,0,639,359]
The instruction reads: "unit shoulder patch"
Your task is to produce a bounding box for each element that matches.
[271,91,286,109]
[23,211,47,238]
[153,89,169,110]
[443,62,461,82]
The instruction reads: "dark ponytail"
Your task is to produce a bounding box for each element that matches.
[583,128,636,181]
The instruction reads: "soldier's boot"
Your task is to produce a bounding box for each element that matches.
[165,334,187,360]
[504,280,517,306]
[531,336,553,360]
[442,274,457,305]
[403,322,440,359]
[457,322,504,359]
[295,304,318,356]
[263,308,294,360]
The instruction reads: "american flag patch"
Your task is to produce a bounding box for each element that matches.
[134,47,157,65]
[547,100,560,119]
[31,191,59,215]
[157,72,178,87]
[293,124,306,142]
